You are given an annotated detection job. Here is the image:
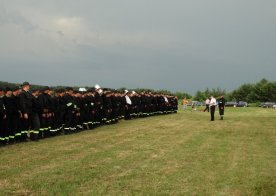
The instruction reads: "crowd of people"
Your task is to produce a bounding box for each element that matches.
[0,82,178,146]
[181,96,226,121]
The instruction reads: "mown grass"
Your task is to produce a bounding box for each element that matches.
[0,107,276,195]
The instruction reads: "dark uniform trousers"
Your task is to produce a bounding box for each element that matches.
[0,98,7,145]
[0,116,8,145]
[219,106,224,115]
[19,90,39,141]
[11,114,21,142]
[63,94,76,134]
[21,113,40,141]
[219,106,224,120]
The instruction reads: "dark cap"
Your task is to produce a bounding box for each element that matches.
[65,87,73,91]
[55,88,65,93]
[42,86,50,92]
[12,86,21,92]
[32,89,39,93]
[87,87,96,92]
[22,81,30,86]
[5,87,12,92]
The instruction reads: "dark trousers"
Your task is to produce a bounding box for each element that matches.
[52,111,64,134]
[20,118,29,141]
[0,117,8,145]
[30,113,40,140]
[40,115,49,138]
[5,115,17,143]
[64,111,74,134]
[10,115,21,142]
[95,107,104,124]
[124,105,132,120]
[219,106,224,116]
[21,113,40,141]
[204,104,209,112]
[210,106,215,121]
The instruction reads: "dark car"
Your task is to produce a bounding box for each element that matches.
[259,102,276,108]
[225,101,237,107]
[236,101,248,107]
[187,101,203,106]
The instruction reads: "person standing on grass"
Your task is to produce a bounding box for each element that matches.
[182,97,188,111]
[204,97,210,112]
[209,96,217,121]
[19,82,40,141]
[0,88,7,146]
[218,95,226,120]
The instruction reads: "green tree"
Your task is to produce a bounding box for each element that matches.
[193,91,205,101]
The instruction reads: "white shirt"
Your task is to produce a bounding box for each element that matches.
[125,95,132,105]
[209,97,217,106]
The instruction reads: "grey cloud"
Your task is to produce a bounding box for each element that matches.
[0,3,36,32]
[0,0,276,94]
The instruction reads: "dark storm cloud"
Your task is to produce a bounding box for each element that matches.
[0,0,275,94]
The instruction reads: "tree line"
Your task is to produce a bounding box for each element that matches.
[193,78,276,103]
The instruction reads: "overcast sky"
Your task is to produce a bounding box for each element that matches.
[0,0,275,94]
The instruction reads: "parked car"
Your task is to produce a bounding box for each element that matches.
[259,102,276,108]
[225,101,237,107]
[236,101,248,107]
[187,101,203,106]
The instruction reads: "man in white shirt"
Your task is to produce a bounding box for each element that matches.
[209,96,217,121]
[124,90,132,120]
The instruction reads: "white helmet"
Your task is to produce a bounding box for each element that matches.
[79,87,87,92]
[94,84,101,90]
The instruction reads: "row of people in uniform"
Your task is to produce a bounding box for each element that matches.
[0,82,178,146]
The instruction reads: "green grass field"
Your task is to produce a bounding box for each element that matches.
[0,107,276,195]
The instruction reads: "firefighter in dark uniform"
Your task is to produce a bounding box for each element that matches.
[3,87,16,144]
[31,89,42,139]
[74,90,85,131]
[0,87,7,146]
[111,91,119,123]
[157,94,164,115]
[140,92,147,117]
[84,88,96,129]
[117,92,125,119]
[52,89,66,135]
[102,89,113,124]
[151,93,158,115]
[18,82,40,141]
[144,92,150,116]
[82,91,90,130]
[47,88,55,136]
[63,87,76,134]
[38,86,53,138]
[218,95,226,120]
[11,86,23,142]
[94,85,104,125]
[130,91,139,118]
